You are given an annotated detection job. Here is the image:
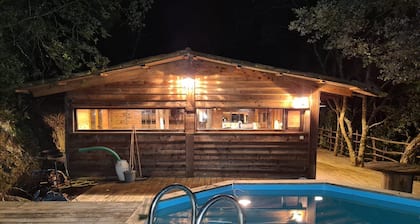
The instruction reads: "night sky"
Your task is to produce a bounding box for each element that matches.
[100,0,320,74]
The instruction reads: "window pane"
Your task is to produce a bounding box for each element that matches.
[75,109,184,130]
[287,110,302,129]
[196,108,285,130]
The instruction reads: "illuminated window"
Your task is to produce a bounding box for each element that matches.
[75,109,184,130]
[286,110,303,130]
[196,108,285,130]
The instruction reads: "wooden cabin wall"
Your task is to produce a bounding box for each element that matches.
[193,133,309,178]
[66,132,186,177]
[192,60,312,108]
[65,59,316,178]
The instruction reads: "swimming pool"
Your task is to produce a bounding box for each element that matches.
[152,181,420,224]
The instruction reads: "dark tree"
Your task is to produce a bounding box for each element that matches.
[290,0,420,164]
[0,0,153,195]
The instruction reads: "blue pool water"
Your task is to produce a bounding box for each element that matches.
[154,183,420,224]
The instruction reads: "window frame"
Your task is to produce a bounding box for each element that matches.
[73,108,186,132]
[195,107,301,131]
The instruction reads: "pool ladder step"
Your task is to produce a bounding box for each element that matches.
[147,183,245,224]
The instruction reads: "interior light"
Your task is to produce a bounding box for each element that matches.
[292,97,309,109]
[238,199,251,207]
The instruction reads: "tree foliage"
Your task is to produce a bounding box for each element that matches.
[0,0,153,195]
[289,0,419,84]
[0,0,153,107]
[290,0,420,163]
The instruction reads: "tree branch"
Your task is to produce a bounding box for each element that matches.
[3,1,78,29]
[313,43,327,74]
[344,117,353,136]
[368,119,387,129]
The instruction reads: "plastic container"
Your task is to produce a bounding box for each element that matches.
[115,160,129,181]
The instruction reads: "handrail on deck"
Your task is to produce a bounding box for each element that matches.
[196,194,245,224]
[147,183,198,224]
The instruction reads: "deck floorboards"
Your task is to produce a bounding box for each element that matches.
[1,149,418,223]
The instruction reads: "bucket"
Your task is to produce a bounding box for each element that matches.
[124,170,136,183]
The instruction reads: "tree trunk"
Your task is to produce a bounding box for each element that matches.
[333,112,340,156]
[400,133,420,164]
[357,95,368,167]
[338,96,356,165]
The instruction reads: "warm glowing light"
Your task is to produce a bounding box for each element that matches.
[314,196,323,201]
[292,96,309,108]
[238,199,251,207]
[76,109,91,130]
[181,77,195,90]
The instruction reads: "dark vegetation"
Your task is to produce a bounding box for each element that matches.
[0,0,419,198]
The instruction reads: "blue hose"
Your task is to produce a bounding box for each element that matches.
[78,146,121,161]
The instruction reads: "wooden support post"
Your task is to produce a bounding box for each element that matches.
[185,110,195,177]
[308,90,320,178]
[185,134,194,177]
[184,77,195,177]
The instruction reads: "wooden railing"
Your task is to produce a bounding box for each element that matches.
[318,128,419,163]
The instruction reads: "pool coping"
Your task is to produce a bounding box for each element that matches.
[160,179,420,201]
[126,179,420,223]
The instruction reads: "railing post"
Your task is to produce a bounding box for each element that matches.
[372,138,377,161]
[318,128,323,148]
[328,127,333,151]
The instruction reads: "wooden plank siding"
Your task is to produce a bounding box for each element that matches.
[67,133,187,177]
[193,133,309,178]
[64,59,317,178]
[67,132,310,178]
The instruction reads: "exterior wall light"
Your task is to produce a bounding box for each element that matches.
[292,96,309,109]
[181,77,195,91]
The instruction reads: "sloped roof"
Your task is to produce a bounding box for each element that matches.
[16,48,378,97]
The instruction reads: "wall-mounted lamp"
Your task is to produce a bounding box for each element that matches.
[181,77,195,91]
[292,97,310,109]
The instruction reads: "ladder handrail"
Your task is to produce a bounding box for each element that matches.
[147,183,198,224]
[196,194,245,224]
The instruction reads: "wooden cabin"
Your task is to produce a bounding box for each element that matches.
[17,49,375,179]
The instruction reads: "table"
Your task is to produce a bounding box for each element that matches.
[366,161,420,193]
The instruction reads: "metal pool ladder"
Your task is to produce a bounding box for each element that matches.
[147,183,245,224]
[196,194,245,224]
[148,183,198,224]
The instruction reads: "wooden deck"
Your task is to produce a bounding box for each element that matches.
[1,149,419,223]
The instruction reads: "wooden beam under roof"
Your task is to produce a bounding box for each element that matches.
[318,84,353,97]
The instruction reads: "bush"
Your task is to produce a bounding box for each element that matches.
[0,117,34,197]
